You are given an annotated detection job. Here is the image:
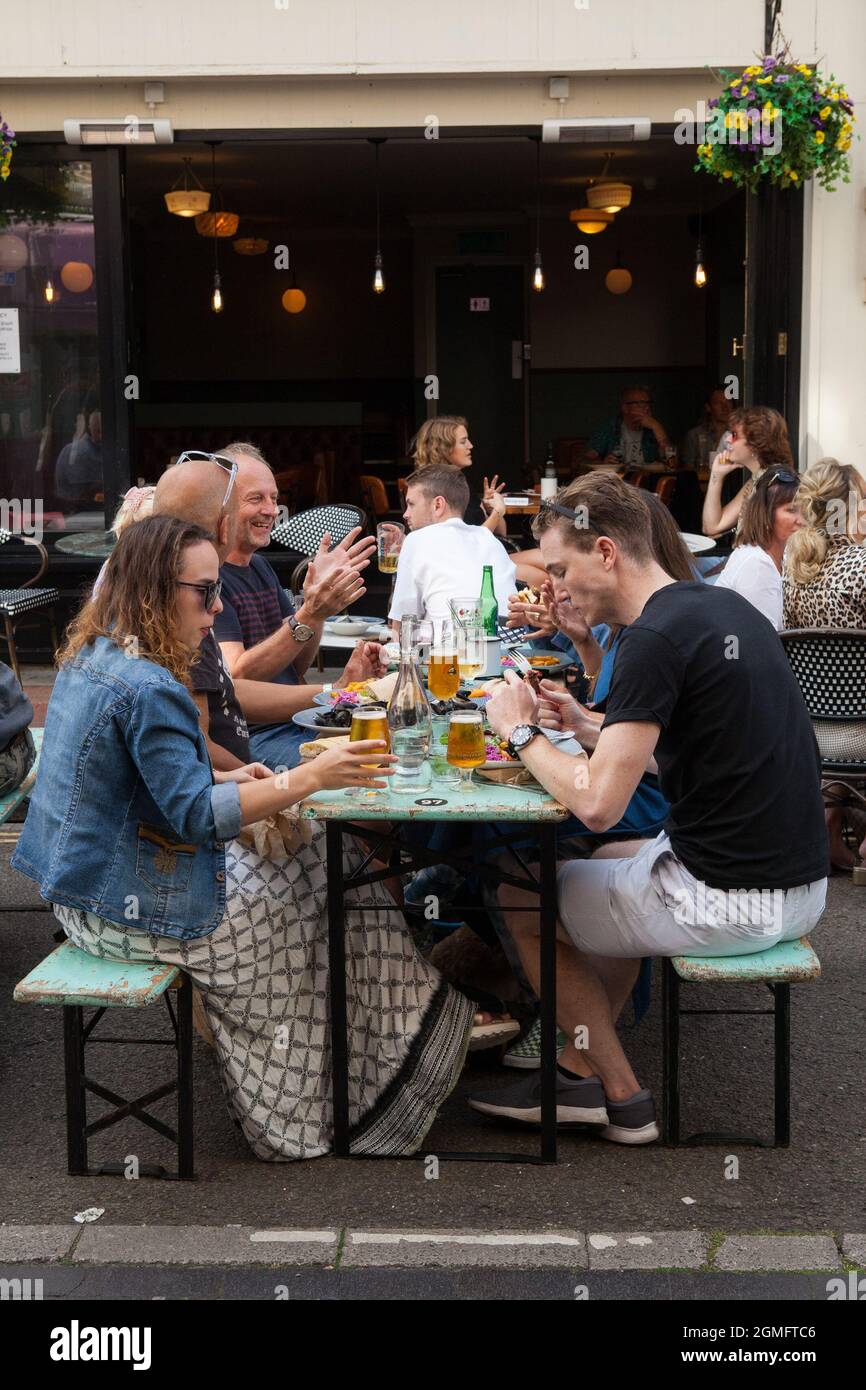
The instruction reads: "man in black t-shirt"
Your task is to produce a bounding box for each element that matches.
[470,474,827,1144]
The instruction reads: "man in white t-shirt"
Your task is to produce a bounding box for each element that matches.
[388,465,517,630]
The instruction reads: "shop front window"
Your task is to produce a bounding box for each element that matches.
[0,158,101,536]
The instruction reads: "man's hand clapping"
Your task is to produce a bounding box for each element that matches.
[301,526,374,622]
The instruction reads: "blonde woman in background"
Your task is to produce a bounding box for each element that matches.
[92,485,156,597]
[783,458,866,870]
[410,416,547,590]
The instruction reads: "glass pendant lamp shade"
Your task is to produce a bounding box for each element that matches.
[569,207,613,234]
[164,157,211,217]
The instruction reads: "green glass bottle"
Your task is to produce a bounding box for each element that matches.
[479,564,498,637]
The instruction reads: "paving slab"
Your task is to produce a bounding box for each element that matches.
[0,1224,76,1261]
[715,1234,840,1272]
[72,1224,340,1266]
[587,1229,706,1269]
[841,1234,866,1267]
[342,1227,586,1268]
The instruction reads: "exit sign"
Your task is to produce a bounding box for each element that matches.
[470,297,490,312]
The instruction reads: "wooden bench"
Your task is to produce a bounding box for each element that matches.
[662,937,821,1148]
[14,939,194,1180]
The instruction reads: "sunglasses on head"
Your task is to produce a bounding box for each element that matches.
[174,450,238,509]
[539,498,584,524]
[759,468,799,488]
[177,577,222,612]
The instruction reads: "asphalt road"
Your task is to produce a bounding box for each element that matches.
[2,846,864,1236]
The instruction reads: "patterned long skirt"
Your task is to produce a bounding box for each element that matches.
[53,827,474,1161]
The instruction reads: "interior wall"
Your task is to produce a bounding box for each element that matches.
[136,228,413,385]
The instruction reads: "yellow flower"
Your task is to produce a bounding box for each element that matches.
[756,76,772,85]
[820,106,831,119]
[729,77,741,87]
[796,64,813,76]
[814,131,825,144]
[722,169,733,179]
[744,66,760,76]
[837,136,851,151]
[789,170,799,181]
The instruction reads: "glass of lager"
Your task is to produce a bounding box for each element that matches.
[345,706,390,799]
[446,710,486,789]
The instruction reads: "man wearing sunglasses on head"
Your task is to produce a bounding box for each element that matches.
[154,450,386,774]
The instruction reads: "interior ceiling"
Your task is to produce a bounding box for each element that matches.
[128,136,736,236]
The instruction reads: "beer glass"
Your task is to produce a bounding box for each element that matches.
[446,710,486,789]
[456,619,486,685]
[377,522,405,574]
[345,707,390,799]
[427,618,460,700]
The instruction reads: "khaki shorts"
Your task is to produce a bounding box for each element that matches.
[556,832,827,959]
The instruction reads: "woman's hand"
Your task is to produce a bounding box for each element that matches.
[312,740,396,792]
[481,475,508,517]
[214,763,272,784]
[710,450,741,479]
[537,680,602,747]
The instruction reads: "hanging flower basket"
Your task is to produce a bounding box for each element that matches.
[695,52,855,192]
[0,115,15,181]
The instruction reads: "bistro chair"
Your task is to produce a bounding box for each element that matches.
[270,504,367,559]
[779,628,866,875]
[0,530,61,682]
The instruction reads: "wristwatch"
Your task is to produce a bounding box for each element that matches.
[507,723,544,758]
[285,613,315,644]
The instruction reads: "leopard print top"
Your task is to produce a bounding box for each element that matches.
[782,536,866,629]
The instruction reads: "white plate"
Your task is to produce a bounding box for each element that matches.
[680,531,717,554]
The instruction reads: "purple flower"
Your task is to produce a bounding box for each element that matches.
[708,97,719,108]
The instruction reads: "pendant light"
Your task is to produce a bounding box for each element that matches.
[569,207,613,235]
[43,276,56,304]
[281,266,307,314]
[164,157,211,217]
[605,249,633,295]
[587,154,632,213]
[372,139,385,294]
[694,204,707,288]
[207,145,224,313]
[195,145,239,238]
[532,138,545,292]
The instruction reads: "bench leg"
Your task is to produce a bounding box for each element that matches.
[63,1006,88,1175]
[176,977,195,1180]
[773,982,791,1148]
[661,958,680,1146]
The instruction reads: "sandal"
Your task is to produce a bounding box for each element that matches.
[469,1011,521,1052]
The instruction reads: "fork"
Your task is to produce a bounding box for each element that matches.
[508,647,534,677]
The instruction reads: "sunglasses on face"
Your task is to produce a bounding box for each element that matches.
[174,450,238,509]
[177,578,222,612]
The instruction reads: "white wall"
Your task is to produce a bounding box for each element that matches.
[780,0,866,472]
[3,0,762,78]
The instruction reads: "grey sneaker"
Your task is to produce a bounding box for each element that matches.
[600,1089,660,1145]
[503,1016,568,1070]
[468,1068,609,1126]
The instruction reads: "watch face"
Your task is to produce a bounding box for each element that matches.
[292,622,314,642]
[511,724,534,750]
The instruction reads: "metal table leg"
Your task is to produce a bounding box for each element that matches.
[538,823,558,1163]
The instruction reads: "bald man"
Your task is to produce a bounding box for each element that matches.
[152,450,386,772]
[212,441,385,771]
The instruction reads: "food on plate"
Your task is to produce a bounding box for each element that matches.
[483,737,516,764]
[528,654,560,668]
[428,694,478,716]
[300,735,350,760]
[316,700,387,729]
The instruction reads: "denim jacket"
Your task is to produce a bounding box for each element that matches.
[12,635,241,940]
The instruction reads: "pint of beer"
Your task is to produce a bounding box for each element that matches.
[446,711,486,775]
[428,649,460,700]
[377,522,405,574]
[350,707,390,749]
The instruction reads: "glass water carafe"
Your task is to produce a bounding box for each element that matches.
[387,616,433,794]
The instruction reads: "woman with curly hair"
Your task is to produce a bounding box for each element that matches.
[12,515,475,1160]
[701,405,794,540]
[783,458,866,870]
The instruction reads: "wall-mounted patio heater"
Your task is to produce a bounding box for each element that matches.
[64,118,174,145]
[542,118,652,143]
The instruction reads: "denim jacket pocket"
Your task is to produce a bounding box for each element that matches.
[135,823,197,894]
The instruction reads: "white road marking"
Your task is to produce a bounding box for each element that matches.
[349,1232,583,1247]
[250,1230,338,1243]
